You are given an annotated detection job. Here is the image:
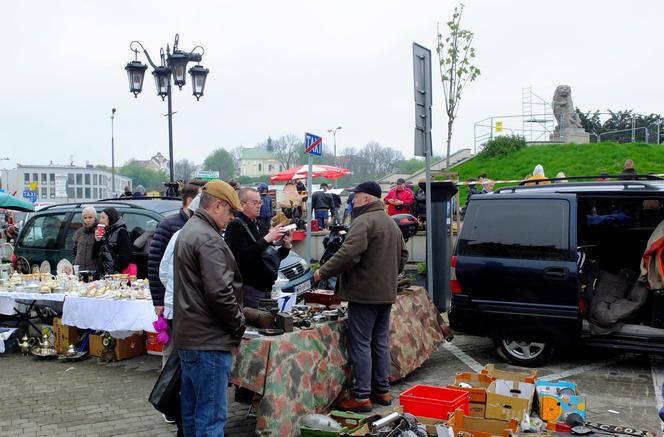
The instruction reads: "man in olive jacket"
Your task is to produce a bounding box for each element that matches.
[314,181,408,412]
[173,180,245,437]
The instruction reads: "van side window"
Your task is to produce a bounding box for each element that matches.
[19,214,67,249]
[458,199,570,260]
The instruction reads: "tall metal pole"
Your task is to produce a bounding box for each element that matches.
[305,154,313,263]
[333,132,337,165]
[111,108,116,195]
[166,82,175,183]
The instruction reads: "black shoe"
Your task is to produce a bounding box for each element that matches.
[162,414,176,424]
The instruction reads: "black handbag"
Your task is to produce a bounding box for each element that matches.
[238,220,281,276]
[148,351,181,418]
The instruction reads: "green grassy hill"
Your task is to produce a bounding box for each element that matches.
[454,142,663,187]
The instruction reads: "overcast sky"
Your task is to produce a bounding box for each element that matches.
[1,1,662,170]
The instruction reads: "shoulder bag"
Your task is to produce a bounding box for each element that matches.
[238,220,281,276]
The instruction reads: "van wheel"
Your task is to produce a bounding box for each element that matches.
[496,338,552,367]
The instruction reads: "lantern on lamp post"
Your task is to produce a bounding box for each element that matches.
[124,34,209,191]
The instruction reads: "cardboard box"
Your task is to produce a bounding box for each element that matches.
[468,402,486,418]
[89,332,146,361]
[447,409,518,437]
[485,379,535,422]
[481,364,537,383]
[535,380,586,423]
[53,317,79,355]
[449,371,495,403]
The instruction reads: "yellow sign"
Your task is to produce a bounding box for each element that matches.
[495,121,503,133]
[30,182,38,191]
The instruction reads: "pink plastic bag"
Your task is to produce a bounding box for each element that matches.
[152,315,170,345]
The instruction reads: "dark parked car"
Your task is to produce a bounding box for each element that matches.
[14,198,313,295]
[450,178,664,366]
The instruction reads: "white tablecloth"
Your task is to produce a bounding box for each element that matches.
[0,291,67,315]
[0,328,17,353]
[62,296,157,334]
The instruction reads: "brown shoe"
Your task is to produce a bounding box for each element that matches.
[370,391,393,406]
[336,397,372,413]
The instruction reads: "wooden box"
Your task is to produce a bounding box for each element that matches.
[89,332,146,361]
[53,317,79,355]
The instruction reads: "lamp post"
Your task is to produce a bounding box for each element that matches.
[327,126,342,164]
[124,34,209,195]
[111,108,116,196]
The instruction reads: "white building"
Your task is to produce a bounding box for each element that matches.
[1,164,132,204]
[239,147,283,177]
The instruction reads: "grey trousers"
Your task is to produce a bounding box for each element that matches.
[347,302,392,399]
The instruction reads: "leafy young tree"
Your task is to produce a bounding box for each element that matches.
[119,161,168,192]
[203,148,235,180]
[436,4,480,168]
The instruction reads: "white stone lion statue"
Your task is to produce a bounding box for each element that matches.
[552,85,583,129]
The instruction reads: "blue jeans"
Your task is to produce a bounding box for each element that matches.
[315,210,329,230]
[347,302,392,399]
[178,350,233,437]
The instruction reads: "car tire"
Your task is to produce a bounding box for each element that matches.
[495,337,553,367]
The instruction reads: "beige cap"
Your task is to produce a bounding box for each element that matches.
[202,180,243,211]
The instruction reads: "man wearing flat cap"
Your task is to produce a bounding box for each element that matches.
[173,180,246,436]
[314,181,408,412]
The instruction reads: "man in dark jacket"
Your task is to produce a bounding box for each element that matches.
[314,181,408,412]
[225,187,291,308]
[311,183,334,229]
[256,183,274,230]
[149,184,199,318]
[174,180,245,437]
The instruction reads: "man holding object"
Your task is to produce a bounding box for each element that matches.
[314,181,408,412]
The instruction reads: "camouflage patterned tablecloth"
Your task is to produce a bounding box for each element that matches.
[230,286,444,437]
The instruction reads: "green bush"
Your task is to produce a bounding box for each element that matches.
[480,135,526,158]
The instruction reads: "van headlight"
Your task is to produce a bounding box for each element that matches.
[278,270,288,281]
[299,259,309,270]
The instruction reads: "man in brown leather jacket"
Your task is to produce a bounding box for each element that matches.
[173,180,245,436]
[315,180,408,413]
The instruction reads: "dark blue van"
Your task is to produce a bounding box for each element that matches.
[450,179,664,366]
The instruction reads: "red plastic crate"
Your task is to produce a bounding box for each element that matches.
[400,385,470,419]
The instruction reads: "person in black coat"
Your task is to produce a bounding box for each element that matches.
[148,184,199,316]
[225,188,292,309]
[95,207,132,277]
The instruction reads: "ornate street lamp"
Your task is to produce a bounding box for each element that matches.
[189,64,209,100]
[124,34,208,191]
[125,60,148,97]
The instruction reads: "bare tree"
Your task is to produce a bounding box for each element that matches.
[230,147,242,175]
[272,134,302,170]
[174,159,197,181]
[437,4,480,168]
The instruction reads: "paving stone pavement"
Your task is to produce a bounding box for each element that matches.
[1,334,662,436]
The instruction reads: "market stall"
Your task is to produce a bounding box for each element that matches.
[62,296,157,335]
[231,286,445,437]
